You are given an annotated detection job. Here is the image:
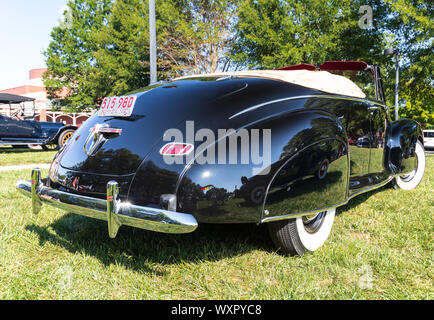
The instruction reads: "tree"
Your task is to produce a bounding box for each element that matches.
[158,0,239,75]
[231,0,433,127]
[230,0,387,69]
[400,83,434,129]
[43,0,113,111]
[381,0,433,126]
[89,0,151,98]
[44,0,239,108]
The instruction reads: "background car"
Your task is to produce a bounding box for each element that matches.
[0,93,77,150]
[423,130,434,150]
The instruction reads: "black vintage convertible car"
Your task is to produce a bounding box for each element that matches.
[0,93,76,150]
[16,61,426,255]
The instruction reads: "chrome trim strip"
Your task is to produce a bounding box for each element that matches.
[347,176,393,200]
[16,171,198,237]
[261,176,393,224]
[229,94,387,120]
[261,200,347,223]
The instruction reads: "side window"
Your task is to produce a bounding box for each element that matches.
[330,100,371,177]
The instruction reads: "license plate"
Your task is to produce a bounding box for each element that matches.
[99,95,137,117]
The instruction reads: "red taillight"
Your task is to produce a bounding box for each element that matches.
[91,127,122,135]
[159,143,194,156]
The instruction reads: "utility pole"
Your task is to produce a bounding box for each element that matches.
[149,0,157,84]
[394,50,399,121]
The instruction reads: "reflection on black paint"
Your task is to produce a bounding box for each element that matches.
[70,148,142,175]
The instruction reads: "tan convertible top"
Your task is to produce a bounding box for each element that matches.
[176,70,366,99]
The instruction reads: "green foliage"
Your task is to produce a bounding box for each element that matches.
[158,0,239,74]
[44,0,239,108]
[381,0,433,127]
[43,0,433,127]
[400,83,434,129]
[90,0,151,98]
[43,0,113,111]
[232,0,433,127]
[230,0,388,69]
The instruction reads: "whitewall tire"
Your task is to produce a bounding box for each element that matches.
[393,141,425,190]
[268,209,336,255]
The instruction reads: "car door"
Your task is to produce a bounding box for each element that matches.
[5,116,37,138]
[0,114,8,138]
[332,100,372,193]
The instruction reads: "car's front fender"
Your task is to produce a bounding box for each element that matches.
[385,118,423,175]
[37,121,67,143]
[51,125,78,144]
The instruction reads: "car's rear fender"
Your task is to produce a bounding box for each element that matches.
[175,109,349,224]
[261,110,349,223]
[385,119,423,175]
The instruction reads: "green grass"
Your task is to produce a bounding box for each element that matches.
[0,156,432,299]
[0,146,57,166]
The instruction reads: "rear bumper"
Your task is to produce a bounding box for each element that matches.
[15,168,198,238]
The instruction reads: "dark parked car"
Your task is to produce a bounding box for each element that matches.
[356,136,371,148]
[0,93,76,150]
[16,61,426,255]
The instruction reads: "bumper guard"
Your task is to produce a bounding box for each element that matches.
[16,168,198,238]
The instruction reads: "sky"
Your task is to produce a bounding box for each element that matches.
[0,0,68,90]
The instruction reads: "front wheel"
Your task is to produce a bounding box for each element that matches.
[392,140,425,190]
[41,143,59,151]
[267,209,336,255]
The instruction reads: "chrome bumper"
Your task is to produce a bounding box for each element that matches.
[15,168,198,238]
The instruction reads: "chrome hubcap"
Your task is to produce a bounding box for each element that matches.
[400,155,419,182]
[302,211,327,234]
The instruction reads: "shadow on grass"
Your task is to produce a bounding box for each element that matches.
[336,184,392,215]
[24,181,398,273]
[0,146,49,155]
[26,214,273,274]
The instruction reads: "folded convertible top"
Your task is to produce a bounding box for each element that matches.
[176,69,366,99]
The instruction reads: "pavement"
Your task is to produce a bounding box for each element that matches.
[0,163,51,172]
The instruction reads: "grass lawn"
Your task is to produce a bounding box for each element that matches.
[0,155,432,299]
[0,146,57,166]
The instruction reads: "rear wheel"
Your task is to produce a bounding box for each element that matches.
[58,129,75,148]
[267,209,335,255]
[392,140,425,190]
[27,144,41,150]
[317,159,329,179]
